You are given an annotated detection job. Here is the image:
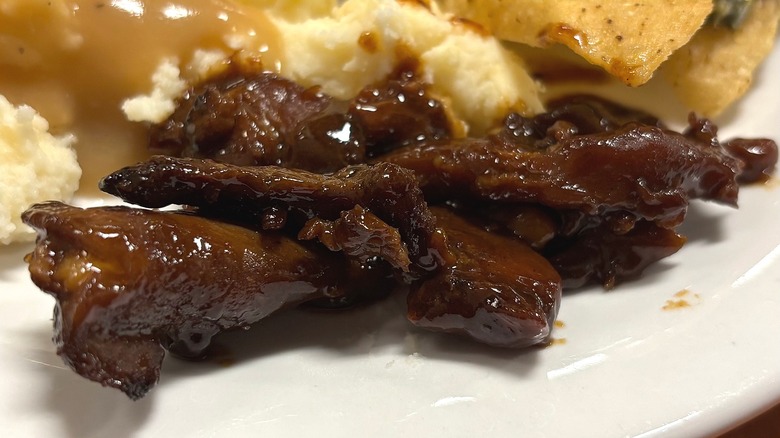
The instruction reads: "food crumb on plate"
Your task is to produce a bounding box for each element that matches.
[662,288,702,311]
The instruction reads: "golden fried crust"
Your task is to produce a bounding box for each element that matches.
[662,0,780,116]
[436,0,713,86]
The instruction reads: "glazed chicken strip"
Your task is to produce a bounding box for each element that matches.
[407,207,562,348]
[150,67,363,173]
[22,201,389,400]
[100,157,448,275]
[150,64,451,172]
[380,118,741,229]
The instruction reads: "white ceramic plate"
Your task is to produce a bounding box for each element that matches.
[2,46,780,438]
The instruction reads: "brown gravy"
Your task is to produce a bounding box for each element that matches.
[0,0,281,192]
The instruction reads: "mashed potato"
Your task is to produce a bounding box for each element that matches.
[122,50,236,124]
[0,96,80,244]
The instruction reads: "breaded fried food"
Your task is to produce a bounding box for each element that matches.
[663,0,780,115]
[435,0,713,86]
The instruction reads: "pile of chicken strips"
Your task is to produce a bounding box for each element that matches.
[22,59,777,399]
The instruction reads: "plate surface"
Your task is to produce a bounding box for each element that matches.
[1,46,779,438]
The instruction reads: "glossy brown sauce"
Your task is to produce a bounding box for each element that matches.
[0,0,282,192]
[357,31,379,54]
[20,68,779,398]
